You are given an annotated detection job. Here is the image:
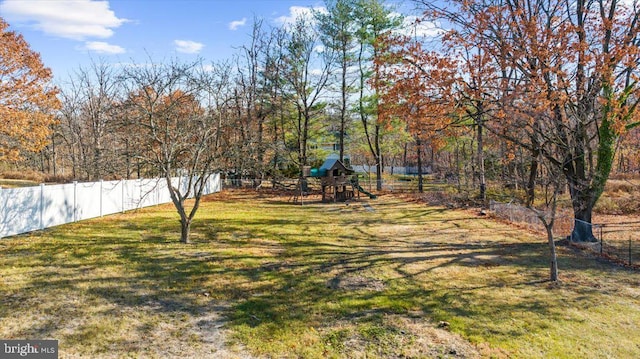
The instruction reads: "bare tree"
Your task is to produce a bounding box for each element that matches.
[57,61,122,180]
[230,19,280,185]
[119,59,225,243]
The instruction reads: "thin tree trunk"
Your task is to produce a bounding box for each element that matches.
[526,149,539,207]
[416,135,423,193]
[339,48,347,163]
[180,217,191,244]
[403,142,408,167]
[430,145,434,173]
[530,179,560,282]
[51,132,57,176]
[375,124,382,191]
[476,119,486,201]
[546,224,559,282]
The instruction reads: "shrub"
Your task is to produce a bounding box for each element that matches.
[594,196,621,214]
[605,180,636,195]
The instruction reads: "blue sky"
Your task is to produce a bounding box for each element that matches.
[0,0,328,82]
[0,0,435,84]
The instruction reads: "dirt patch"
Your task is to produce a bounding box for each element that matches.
[324,314,482,359]
[138,301,254,359]
[327,274,386,292]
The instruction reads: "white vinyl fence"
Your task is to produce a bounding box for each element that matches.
[352,165,433,175]
[0,174,221,238]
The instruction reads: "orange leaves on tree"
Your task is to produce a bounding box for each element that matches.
[374,33,458,151]
[0,17,60,160]
[454,0,640,137]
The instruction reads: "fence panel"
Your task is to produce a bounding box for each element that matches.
[75,181,102,221]
[0,186,41,237]
[122,179,141,211]
[139,178,160,208]
[0,174,221,239]
[601,223,640,266]
[101,180,123,216]
[41,184,75,228]
[157,178,172,203]
[489,200,573,237]
[488,200,640,266]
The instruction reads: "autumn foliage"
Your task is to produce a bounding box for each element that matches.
[0,17,60,161]
[377,0,640,241]
[375,33,458,151]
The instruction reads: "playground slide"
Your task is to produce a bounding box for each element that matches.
[356,184,377,199]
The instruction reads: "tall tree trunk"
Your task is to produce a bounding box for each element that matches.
[403,142,408,167]
[526,149,539,207]
[476,116,486,202]
[416,135,423,193]
[339,48,347,163]
[571,203,596,242]
[430,145,434,173]
[71,145,77,179]
[51,132,57,176]
[125,139,131,180]
[375,124,382,191]
[255,117,265,188]
[455,139,461,192]
[563,124,605,243]
[272,113,280,185]
[565,163,597,242]
[40,151,46,173]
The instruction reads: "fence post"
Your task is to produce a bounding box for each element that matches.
[100,179,103,217]
[600,225,603,254]
[121,179,125,213]
[39,183,45,230]
[73,181,78,222]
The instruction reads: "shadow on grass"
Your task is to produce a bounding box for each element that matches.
[1,194,637,357]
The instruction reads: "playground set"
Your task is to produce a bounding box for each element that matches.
[294,158,376,204]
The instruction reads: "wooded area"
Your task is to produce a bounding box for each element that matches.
[2,0,640,246]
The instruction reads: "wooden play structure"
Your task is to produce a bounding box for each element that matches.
[316,158,355,202]
[291,158,377,204]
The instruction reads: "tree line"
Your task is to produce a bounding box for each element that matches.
[29,1,404,190]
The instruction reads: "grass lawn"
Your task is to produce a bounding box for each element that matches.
[1,190,639,358]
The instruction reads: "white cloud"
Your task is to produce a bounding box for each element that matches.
[0,0,127,40]
[202,64,215,72]
[174,40,204,54]
[229,17,247,30]
[399,15,444,38]
[84,41,125,54]
[275,6,326,26]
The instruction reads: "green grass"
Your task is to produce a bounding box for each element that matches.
[1,190,640,358]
